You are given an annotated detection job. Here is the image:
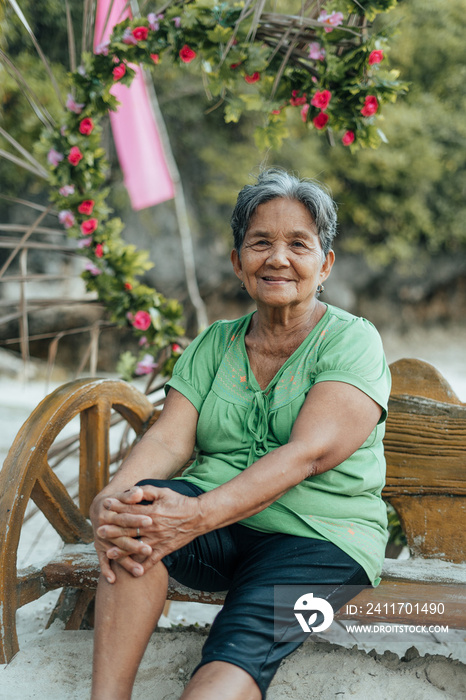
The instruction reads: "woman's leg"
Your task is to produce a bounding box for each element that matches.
[91,559,168,700]
[180,661,261,700]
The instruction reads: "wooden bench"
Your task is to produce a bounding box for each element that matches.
[1,359,465,664]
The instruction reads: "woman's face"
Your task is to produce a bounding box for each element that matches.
[231,198,334,312]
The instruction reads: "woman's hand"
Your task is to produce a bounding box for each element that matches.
[90,488,153,582]
[96,485,205,577]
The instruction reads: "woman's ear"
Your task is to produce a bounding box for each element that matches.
[320,249,335,284]
[231,249,242,280]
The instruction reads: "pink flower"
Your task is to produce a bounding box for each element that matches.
[318,10,344,32]
[81,218,98,235]
[369,50,384,66]
[290,90,307,107]
[311,90,332,110]
[84,260,102,276]
[135,354,158,376]
[122,28,138,45]
[78,200,95,215]
[66,94,85,114]
[342,130,355,146]
[47,148,64,166]
[59,184,75,196]
[58,210,76,229]
[244,72,260,84]
[150,53,160,64]
[138,336,148,346]
[179,45,197,63]
[172,343,182,354]
[79,117,94,135]
[313,112,329,130]
[68,146,83,166]
[172,17,181,28]
[361,95,379,117]
[95,40,110,55]
[95,243,104,258]
[77,237,92,248]
[132,26,149,41]
[60,125,67,136]
[300,104,310,122]
[148,13,163,31]
[271,109,281,115]
[112,64,126,81]
[132,310,152,331]
[308,42,326,61]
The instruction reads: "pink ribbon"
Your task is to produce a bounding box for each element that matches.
[94,0,174,210]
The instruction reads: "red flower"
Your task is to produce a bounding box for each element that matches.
[95,243,104,258]
[290,90,307,106]
[79,118,94,135]
[68,146,83,166]
[342,130,355,146]
[80,218,98,236]
[311,90,332,110]
[132,310,152,331]
[271,109,281,115]
[244,72,260,84]
[300,104,310,122]
[368,50,384,66]
[361,95,379,117]
[132,26,149,41]
[230,62,242,70]
[112,64,126,81]
[172,343,182,353]
[78,200,95,215]
[313,112,329,130]
[179,45,197,63]
[124,282,133,290]
[150,54,160,64]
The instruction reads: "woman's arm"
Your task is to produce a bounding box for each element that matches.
[98,380,381,575]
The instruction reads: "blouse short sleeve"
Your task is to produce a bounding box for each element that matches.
[165,321,230,412]
[312,316,391,422]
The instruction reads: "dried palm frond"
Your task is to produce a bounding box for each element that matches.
[7,0,64,107]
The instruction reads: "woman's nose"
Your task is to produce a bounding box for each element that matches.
[266,243,290,265]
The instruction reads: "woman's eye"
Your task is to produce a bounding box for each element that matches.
[292,241,306,248]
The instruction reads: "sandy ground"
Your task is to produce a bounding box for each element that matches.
[1,333,465,699]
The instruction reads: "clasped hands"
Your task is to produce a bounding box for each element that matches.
[91,485,204,583]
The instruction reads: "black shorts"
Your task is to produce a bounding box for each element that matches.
[136,478,370,698]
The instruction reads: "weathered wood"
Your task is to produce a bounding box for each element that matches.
[388,495,466,563]
[384,397,466,495]
[0,378,154,664]
[389,358,463,404]
[32,461,93,544]
[79,400,112,516]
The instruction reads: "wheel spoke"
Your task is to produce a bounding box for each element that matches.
[79,399,112,516]
[31,459,93,544]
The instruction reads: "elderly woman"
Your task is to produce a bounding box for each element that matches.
[90,169,391,700]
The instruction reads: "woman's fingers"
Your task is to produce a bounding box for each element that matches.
[105,535,152,558]
[98,508,152,528]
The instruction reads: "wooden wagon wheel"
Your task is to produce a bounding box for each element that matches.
[0,378,156,664]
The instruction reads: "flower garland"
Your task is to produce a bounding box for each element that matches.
[40,0,406,379]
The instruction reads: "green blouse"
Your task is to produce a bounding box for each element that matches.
[166,304,391,585]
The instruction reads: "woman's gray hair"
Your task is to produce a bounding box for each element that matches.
[231,168,338,256]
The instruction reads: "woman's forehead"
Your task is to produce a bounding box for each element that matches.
[247,198,318,234]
